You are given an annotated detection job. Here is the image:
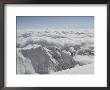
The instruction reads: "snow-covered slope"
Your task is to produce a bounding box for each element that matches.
[17,28,94,74]
[17,50,36,74]
[54,63,94,74]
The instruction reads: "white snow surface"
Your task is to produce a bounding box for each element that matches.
[53,63,94,74]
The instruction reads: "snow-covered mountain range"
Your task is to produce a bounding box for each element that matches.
[17,28,94,74]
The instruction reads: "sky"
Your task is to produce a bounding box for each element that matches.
[16,16,94,30]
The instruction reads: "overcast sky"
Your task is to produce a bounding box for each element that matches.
[16,16,94,30]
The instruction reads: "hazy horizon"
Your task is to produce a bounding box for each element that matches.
[16,16,94,30]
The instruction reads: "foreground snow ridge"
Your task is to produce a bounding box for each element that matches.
[17,28,94,74]
[54,63,94,74]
